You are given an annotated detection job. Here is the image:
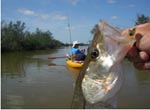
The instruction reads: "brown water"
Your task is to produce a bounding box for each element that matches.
[1,47,150,109]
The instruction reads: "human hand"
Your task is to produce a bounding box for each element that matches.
[122,23,150,70]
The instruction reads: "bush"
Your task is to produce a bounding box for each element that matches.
[1,20,64,52]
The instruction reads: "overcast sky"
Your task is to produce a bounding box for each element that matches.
[2,0,150,43]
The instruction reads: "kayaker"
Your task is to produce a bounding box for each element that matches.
[66,41,86,61]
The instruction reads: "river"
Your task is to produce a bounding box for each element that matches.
[1,46,150,109]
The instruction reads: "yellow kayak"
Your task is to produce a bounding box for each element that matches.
[66,59,83,68]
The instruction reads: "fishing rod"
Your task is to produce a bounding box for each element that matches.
[48,16,72,60]
[68,16,72,47]
[67,16,73,60]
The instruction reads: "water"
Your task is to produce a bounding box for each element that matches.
[1,46,150,109]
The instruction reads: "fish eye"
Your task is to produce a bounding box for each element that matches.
[91,48,99,59]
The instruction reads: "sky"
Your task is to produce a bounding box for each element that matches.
[2,0,150,43]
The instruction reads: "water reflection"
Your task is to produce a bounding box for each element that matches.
[1,48,150,109]
[1,52,26,78]
[4,95,24,109]
[47,62,80,78]
[66,65,80,78]
[1,50,58,78]
[2,49,74,109]
[136,70,150,83]
[117,61,150,109]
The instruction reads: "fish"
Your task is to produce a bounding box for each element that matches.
[71,21,136,108]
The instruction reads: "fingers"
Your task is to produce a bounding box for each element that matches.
[134,61,150,70]
[135,51,150,70]
[135,33,142,41]
[126,46,150,70]
[139,51,149,61]
[126,46,138,62]
[126,46,148,63]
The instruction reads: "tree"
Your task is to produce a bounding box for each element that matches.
[1,20,64,52]
[1,21,26,51]
[135,14,150,25]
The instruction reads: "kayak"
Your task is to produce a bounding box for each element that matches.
[66,59,83,68]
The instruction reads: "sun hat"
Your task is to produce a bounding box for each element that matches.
[72,41,79,47]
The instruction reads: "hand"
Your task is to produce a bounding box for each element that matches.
[122,23,150,70]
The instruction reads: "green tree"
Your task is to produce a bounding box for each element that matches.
[135,14,150,25]
[1,20,64,52]
[1,21,26,51]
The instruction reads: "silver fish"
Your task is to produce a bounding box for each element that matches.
[71,21,135,108]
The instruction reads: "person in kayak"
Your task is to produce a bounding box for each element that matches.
[66,41,86,61]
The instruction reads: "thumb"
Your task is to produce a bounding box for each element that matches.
[135,33,142,48]
[135,33,142,41]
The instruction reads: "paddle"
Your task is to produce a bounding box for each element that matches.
[48,63,65,67]
[48,56,66,59]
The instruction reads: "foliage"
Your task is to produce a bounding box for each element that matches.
[1,20,64,52]
[135,14,150,25]
[90,14,150,35]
